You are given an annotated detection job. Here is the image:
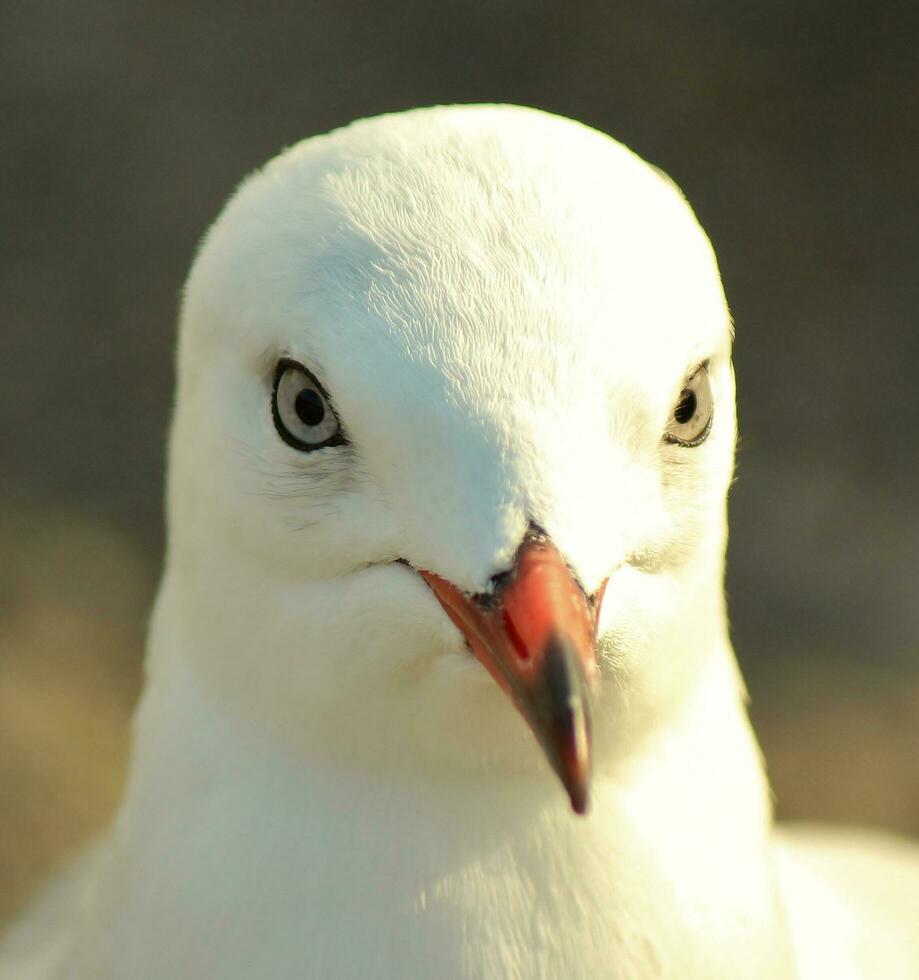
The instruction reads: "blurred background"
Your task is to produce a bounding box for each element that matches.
[1,0,917,922]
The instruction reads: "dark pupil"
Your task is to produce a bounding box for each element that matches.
[674,389,697,425]
[295,388,325,427]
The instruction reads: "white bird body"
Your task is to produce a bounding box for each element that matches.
[2,104,916,979]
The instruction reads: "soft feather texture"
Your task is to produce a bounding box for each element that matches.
[2,104,916,979]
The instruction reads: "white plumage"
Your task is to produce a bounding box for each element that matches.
[2,104,916,979]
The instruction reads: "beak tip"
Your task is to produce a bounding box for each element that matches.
[540,631,594,816]
[567,783,590,816]
[559,739,592,815]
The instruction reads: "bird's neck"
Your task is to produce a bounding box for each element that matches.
[89,585,797,980]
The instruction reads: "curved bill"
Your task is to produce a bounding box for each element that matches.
[420,535,604,814]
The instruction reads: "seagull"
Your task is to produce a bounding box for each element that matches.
[2,104,917,979]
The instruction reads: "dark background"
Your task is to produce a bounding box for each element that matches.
[1,0,917,919]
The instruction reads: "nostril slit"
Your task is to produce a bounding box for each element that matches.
[503,609,530,661]
[524,521,548,543]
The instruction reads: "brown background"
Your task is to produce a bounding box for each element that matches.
[1,0,917,921]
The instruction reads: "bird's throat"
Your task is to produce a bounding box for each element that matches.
[110,618,795,979]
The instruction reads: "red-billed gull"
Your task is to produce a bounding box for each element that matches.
[2,104,917,979]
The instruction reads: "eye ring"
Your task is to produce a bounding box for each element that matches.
[271,358,348,452]
[664,363,714,448]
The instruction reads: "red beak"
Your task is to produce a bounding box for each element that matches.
[420,533,604,814]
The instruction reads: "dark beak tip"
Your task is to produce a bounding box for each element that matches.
[537,631,594,817]
[559,736,592,815]
[567,782,590,816]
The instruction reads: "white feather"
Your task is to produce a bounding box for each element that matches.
[3,104,916,979]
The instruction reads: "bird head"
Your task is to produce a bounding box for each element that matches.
[167,105,736,813]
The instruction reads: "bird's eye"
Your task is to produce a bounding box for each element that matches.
[271,359,346,451]
[664,364,713,447]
